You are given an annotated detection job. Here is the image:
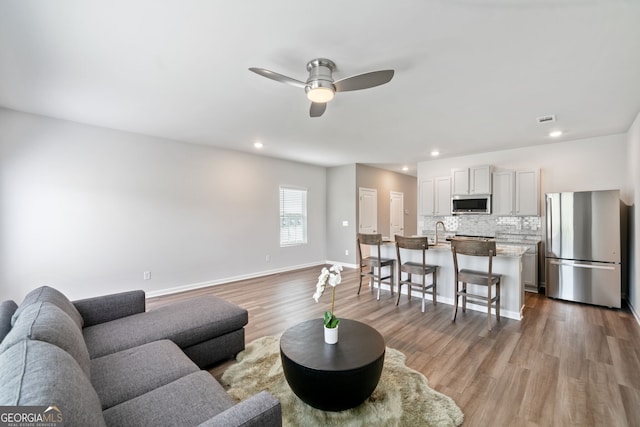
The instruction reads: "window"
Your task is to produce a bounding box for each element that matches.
[280,186,307,246]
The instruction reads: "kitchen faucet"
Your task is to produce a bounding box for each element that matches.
[434,221,446,245]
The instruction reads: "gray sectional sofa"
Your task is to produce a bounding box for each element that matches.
[0,286,281,427]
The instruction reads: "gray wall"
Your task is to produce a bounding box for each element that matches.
[355,164,418,238]
[326,164,357,265]
[0,109,327,301]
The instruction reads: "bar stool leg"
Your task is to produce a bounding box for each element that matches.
[421,273,426,313]
[487,284,492,331]
[496,280,501,321]
[452,280,459,321]
[462,282,467,313]
[432,270,437,305]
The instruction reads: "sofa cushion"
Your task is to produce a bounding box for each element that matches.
[83,295,248,358]
[12,286,84,329]
[103,371,235,427]
[0,339,106,427]
[91,340,200,410]
[73,290,146,327]
[0,301,91,377]
[0,300,18,343]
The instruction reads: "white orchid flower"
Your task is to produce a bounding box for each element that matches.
[328,274,340,287]
[312,264,343,328]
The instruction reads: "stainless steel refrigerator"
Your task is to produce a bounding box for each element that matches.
[545,190,621,308]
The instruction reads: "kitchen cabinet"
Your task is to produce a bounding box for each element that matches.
[451,165,492,195]
[492,171,515,215]
[419,176,451,216]
[491,169,539,216]
[522,244,538,292]
[498,240,538,292]
[515,169,539,216]
[451,168,469,195]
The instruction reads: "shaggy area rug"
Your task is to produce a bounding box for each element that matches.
[221,335,464,427]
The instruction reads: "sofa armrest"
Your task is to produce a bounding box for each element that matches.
[73,290,146,327]
[197,391,281,427]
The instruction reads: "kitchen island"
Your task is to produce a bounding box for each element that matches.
[376,241,528,320]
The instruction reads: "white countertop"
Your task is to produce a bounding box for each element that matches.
[429,242,528,257]
[384,240,529,257]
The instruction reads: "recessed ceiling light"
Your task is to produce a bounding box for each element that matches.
[402,166,409,172]
[431,150,440,157]
[254,142,263,149]
[549,131,563,138]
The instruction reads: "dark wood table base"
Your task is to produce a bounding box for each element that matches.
[280,319,385,411]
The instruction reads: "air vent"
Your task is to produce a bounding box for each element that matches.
[536,115,556,124]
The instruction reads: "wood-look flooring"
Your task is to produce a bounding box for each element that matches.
[147,266,640,426]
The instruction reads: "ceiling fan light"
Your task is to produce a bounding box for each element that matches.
[306,87,335,103]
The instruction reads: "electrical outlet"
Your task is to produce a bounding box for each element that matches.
[345,250,349,256]
[143,271,151,280]
[265,254,271,263]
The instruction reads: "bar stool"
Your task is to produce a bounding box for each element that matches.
[451,238,501,331]
[357,233,395,300]
[394,235,438,312]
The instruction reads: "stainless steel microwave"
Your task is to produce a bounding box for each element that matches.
[451,195,491,215]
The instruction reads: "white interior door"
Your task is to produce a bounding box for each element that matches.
[390,191,404,239]
[359,188,377,234]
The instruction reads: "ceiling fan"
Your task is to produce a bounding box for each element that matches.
[249,58,394,117]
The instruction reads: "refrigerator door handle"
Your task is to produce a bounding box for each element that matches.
[548,260,616,271]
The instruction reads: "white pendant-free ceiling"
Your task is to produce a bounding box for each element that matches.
[0,1,639,171]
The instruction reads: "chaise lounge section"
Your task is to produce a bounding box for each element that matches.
[0,286,281,427]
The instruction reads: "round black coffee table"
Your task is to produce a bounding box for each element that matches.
[279,318,385,411]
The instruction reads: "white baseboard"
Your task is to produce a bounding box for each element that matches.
[628,299,640,326]
[145,261,324,299]
[325,260,358,269]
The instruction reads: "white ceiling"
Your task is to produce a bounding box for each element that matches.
[1,1,639,176]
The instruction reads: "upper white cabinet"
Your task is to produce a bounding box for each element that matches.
[492,169,539,216]
[515,169,539,216]
[419,176,451,216]
[435,177,452,216]
[451,165,492,195]
[471,166,492,194]
[492,171,516,215]
[451,168,469,195]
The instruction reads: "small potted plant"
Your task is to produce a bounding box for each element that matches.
[313,264,343,344]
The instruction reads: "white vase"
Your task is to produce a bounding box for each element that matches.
[324,324,338,344]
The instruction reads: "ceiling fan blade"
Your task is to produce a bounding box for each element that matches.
[249,67,306,88]
[333,69,395,92]
[310,102,326,118]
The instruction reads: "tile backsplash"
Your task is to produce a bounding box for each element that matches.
[420,215,542,239]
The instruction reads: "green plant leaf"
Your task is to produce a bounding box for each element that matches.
[324,311,332,326]
[323,311,340,328]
